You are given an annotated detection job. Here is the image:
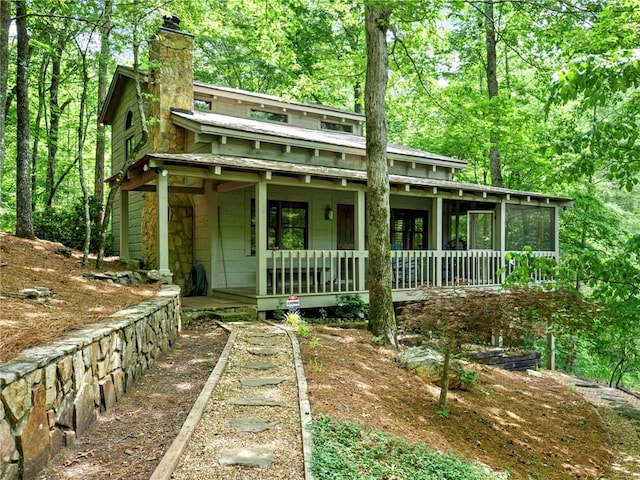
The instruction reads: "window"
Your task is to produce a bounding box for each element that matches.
[125,111,135,161]
[250,109,288,123]
[321,121,353,133]
[125,135,136,161]
[390,209,427,250]
[251,200,308,253]
[194,98,212,110]
[506,205,554,251]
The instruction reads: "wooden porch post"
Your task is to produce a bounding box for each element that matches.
[157,169,171,279]
[120,189,129,262]
[209,180,218,292]
[431,197,443,286]
[553,206,560,262]
[496,198,507,282]
[256,179,268,296]
[355,189,366,289]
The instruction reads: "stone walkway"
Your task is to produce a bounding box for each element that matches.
[150,322,311,480]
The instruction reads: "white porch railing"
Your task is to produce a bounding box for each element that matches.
[263,249,557,296]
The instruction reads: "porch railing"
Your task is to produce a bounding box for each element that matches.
[263,249,557,296]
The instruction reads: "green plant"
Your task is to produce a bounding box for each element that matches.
[274,298,285,321]
[283,310,303,327]
[309,415,505,479]
[308,336,320,350]
[334,293,368,320]
[460,370,480,391]
[297,322,310,338]
[436,408,450,419]
[310,358,325,373]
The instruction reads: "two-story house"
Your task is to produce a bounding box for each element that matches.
[99,16,571,316]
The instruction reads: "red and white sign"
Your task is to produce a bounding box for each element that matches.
[286,295,300,311]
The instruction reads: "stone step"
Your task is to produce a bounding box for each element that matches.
[218,446,276,468]
[242,361,278,370]
[228,397,285,407]
[244,337,281,346]
[228,417,278,433]
[213,310,255,322]
[248,347,281,356]
[240,377,287,387]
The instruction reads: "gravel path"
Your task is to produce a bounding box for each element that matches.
[169,323,306,479]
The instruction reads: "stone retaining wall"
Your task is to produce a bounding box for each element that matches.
[0,286,181,480]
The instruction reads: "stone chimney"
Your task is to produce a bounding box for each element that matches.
[142,15,194,276]
[147,14,194,153]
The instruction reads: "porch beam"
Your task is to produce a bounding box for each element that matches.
[121,168,156,191]
[216,181,255,193]
[132,185,205,195]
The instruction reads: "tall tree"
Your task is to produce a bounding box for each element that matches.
[483,0,503,187]
[96,8,149,267]
[0,0,9,206]
[15,0,34,239]
[94,0,112,220]
[365,1,397,348]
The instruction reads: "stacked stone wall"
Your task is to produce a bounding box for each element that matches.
[0,286,181,480]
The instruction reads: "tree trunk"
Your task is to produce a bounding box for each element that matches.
[45,32,68,207]
[31,58,47,213]
[94,0,112,222]
[15,0,34,239]
[364,3,397,348]
[75,41,91,265]
[484,0,503,187]
[0,0,10,206]
[438,339,453,410]
[97,30,149,268]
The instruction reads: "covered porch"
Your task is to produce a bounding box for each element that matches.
[115,153,569,315]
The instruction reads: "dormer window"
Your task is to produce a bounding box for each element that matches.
[250,109,287,123]
[321,120,353,133]
[125,110,133,130]
[194,98,212,111]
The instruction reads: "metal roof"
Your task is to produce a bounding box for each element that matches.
[171,110,466,167]
[141,152,572,204]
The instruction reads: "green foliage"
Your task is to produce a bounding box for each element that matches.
[33,197,111,254]
[501,247,559,288]
[402,286,594,408]
[334,293,369,320]
[309,415,506,479]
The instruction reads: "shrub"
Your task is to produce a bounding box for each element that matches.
[33,197,111,254]
[334,293,368,320]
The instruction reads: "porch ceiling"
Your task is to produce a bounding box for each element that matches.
[127,152,572,206]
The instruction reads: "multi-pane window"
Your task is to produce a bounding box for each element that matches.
[251,200,308,253]
[250,109,288,123]
[390,209,427,250]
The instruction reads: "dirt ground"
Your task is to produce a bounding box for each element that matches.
[0,232,161,361]
[2,233,638,479]
[38,319,228,480]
